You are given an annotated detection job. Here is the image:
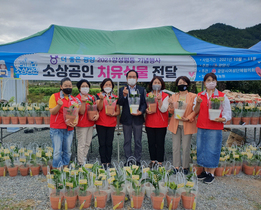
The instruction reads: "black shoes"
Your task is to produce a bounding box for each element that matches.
[197,171,208,180]
[203,173,215,184]
[183,168,189,175]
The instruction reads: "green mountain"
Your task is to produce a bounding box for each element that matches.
[187,23,261,48]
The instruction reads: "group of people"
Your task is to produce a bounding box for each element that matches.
[49,70,231,184]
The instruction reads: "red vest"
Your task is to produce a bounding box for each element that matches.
[76,94,95,127]
[196,90,225,130]
[145,92,169,128]
[95,93,118,127]
[50,92,79,131]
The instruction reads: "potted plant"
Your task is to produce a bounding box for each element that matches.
[146,92,157,113]
[41,151,52,176]
[86,99,98,121]
[242,103,251,125]
[43,106,50,124]
[128,92,140,114]
[93,177,108,209]
[64,171,78,209]
[181,174,196,210]
[26,105,34,124]
[243,152,256,175]
[105,97,117,115]
[232,151,243,175]
[9,106,19,124]
[78,167,92,209]
[224,152,233,176]
[173,100,187,119]
[231,103,242,125]
[19,155,29,176]
[7,153,18,177]
[250,105,259,125]
[110,170,125,209]
[29,153,40,176]
[0,152,6,176]
[147,170,165,210]
[166,181,181,210]
[50,169,64,210]
[18,104,27,124]
[2,106,10,124]
[214,157,225,177]
[255,151,261,176]
[63,103,79,124]
[208,97,223,120]
[127,177,146,209]
[33,104,44,124]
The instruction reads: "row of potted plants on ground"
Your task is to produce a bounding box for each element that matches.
[47,161,198,210]
[228,102,261,125]
[190,144,261,177]
[0,143,53,177]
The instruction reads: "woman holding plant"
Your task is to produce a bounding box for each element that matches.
[76,79,99,165]
[168,76,197,175]
[96,78,120,169]
[145,76,169,168]
[49,77,81,168]
[193,73,231,184]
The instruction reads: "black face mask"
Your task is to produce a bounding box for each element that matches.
[178,85,188,91]
[62,88,72,95]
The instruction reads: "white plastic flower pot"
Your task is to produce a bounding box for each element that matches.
[209,109,221,120]
[130,104,139,114]
[174,109,185,119]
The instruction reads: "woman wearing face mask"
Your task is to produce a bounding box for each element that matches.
[193,73,231,184]
[145,76,169,168]
[75,79,99,166]
[168,76,197,175]
[49,77,81,168]
[96,78,120,169]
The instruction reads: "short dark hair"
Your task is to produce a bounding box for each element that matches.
[76,79,91,91]
[100,78,114,92]
[175,76,191,87]
[203,73,217,82]
[60,77,71,86]
[126,70,139,78]
[149,76,165,91]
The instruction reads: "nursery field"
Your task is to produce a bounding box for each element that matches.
[0,128,260,210]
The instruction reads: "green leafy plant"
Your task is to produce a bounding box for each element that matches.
[8,154,15,168]
[111,171,125,195]
[210,97,223,109]
[79,167,90,196]
[232,106,242,117]
[30,154,38,167]
[52,169,64,196]
[166,181,178,196]
[146,170,163,196]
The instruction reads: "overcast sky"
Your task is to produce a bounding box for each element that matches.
[0,0,260,44]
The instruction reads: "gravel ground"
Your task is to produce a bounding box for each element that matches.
[0,127,261,210]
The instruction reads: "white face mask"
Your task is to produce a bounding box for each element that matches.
[81,87,89,95]
[104,87,112,94]
[128,78,136,86]
[206,81,217,90]
[152,84,161,91]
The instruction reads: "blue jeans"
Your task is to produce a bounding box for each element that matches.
[196,128,222,168]
[50,128,74,168]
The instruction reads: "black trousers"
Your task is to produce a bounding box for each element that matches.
[145,127,167,162]
[96,125,115,163]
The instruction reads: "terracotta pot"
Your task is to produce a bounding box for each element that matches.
[243,164,255,175]
[50,193,63,210]
[232,165,242,175]
[241,117,250,125]
[214,167,224,177]
[0,116,2,123]
[181,192,195,210]
[27,117,34,124]
[18,117,27,124]
[0,166,6,176]
[34,117,43,124]
[255,166,261,176]
[19,166,29,176]
[65,115,76,124]
[131,192,145,209]
[87,110,97,121]
[111,192,125,209]
[8,166,18,177]
[150,192,165,210]
[225,166,232,176]
[148,103,157,113]
[232,117,241,125]
[93,191,107,209]
[250,117,259,125]
[166,193,181,210]
[11,116,19,124]
[193,166,203,176]
[259,117,261,124]
[43,116,50,124]
[2,116,10,124]
[106,105,115,115]
[78,191,92,208]
[30,166,40,176]
[225,120,231,125]
[64,193,77,209]
[41,165,52,176]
